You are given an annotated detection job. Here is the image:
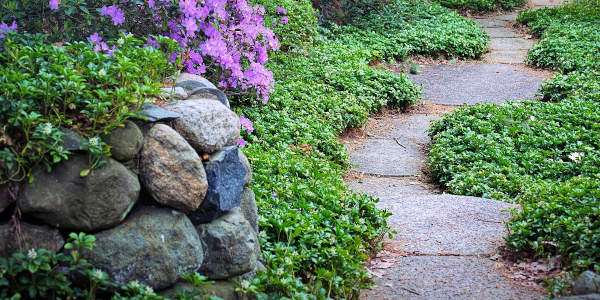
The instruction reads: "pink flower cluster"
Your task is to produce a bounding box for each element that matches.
[89,32,117,56]
[171,0,279,103]
[101,5,125,26]
[44,0,281,103]
[0,21,17,39]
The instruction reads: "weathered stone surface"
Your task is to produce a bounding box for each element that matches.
[83,205,203,289]
[19,154,139,231]
[233,261,266,281]
[239,188,258,234]
[557,295,600,300]
[0,183,17,214]
[175,73,218,91]
[573,271,600,295]
[59,127,86,151]
[196,208,257,279]
[238,150,252,186]
[0,221,65,257]
[138,104,181,122]
[165,100,240,153]
[188,88,230,108]
[188,146,246,224]
[407,64,544,105]
[160,87,187,99]
[160,280,249,300]
[102,121,143,161]
[140,124,208,212]
[361,256,541,300]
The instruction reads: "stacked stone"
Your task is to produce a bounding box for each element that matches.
[0,73,261,298]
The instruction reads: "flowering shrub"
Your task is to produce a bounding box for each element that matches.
[1,0,280,102]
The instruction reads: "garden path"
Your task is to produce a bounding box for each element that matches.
[344,5,559,300]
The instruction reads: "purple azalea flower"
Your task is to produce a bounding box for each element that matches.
[89,32,102,44]
[237,139,246,147]
[101,5,125,26]
[49,0,59,10]
[148,0,155,8]
[280,16,288,24]
[276,6,287,15]
[146,36,160,48]
[239,115,254,133]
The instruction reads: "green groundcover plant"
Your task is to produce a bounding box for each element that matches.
[0,33,177,183]
[0,0,490,298]
[0,232,221,299]
[232,0,488,298]
[428,0,600,291]
[434,0,525,12]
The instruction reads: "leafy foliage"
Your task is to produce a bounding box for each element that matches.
[429,0,600,278]
[0,232,220,299]
[434,0,525,11]
[328,0,489,60]
[229,0,491,298]
[0,33,177,183]
[428,99,600,272]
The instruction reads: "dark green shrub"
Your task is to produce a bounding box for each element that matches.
[325,0,489,61]
[433,0,525,12]
[251,0,320,49]
[310,0,388,24]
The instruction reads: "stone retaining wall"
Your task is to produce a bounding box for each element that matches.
[0,73,260,299]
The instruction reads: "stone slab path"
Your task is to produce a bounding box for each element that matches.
[343,5,560,300]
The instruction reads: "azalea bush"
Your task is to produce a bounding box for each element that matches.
[1,0,280,102]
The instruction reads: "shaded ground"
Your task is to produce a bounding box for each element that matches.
[343,6,560,299]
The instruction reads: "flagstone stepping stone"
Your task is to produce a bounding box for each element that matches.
[407,64,544,105]
[484,27,519,38]
[361,256,540,300]
[490,38,535,50]
[484,50,529,64]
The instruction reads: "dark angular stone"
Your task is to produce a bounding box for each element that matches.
[138,104,181,122]
[188,146,246,224]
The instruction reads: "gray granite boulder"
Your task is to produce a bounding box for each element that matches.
[188,146,246,224]
[102,121,143,161]
[82,205,204,289]
[239,187,258,234]
[238,150,252,187]
[196,208,258,279]
[573,271,600,295]
[138,104,181,122]
[165,100,240,153]
[0,222,65,257]
[140,124,208,212]
[19,154,139,231]
[160,87,187,100]
[175,73,217,91]
[188,89,230,108]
